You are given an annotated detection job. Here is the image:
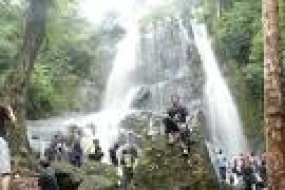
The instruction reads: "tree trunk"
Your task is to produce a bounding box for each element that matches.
[263,0,285,189]
[1,0,49,158]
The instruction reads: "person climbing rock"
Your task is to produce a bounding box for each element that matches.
[109,143,120,167]
[0,104,16,190]
[38,159,59,190]
[163,95,188,145]
[88,139,104,162]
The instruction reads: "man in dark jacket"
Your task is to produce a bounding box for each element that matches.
[38,160,59,190]
[241,158,255,190]
[163,95,188,144]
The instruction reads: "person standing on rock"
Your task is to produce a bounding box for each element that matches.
[163,95,191,157]
[163,95,188,145]
[0,104,17,190]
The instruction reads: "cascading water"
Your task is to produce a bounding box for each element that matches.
[103,27,139,110]
[91,26,141,161]
[191,20,248,158]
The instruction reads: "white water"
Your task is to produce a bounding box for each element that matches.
[94,27,140,161]
[191,20,247,158]
[103,27,139,110]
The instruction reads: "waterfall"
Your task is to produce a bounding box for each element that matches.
[191,20,248,158]
[103,27,139,111]
[85,25,141,162]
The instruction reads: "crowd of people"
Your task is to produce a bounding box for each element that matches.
[216,150,267,190]
[42,129,139,189]
[44,133,104,167]
[0,95,269,190]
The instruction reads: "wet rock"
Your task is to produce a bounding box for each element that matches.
[131,86,151,109]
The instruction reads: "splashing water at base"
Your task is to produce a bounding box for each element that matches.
[191,20,248,158]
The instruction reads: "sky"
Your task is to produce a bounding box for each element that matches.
[79,0,169,25]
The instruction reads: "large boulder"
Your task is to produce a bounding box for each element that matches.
[131,127,219,190]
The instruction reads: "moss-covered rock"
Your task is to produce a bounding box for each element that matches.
[81,162,119,183]
[50,161,119,190]
[78,175,118,190]
[79,162,119,190]
[132,128,219,190]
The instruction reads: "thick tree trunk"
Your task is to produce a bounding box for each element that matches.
[1,0,48,157]
[263,0,285,189]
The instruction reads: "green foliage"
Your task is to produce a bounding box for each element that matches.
[0,2,22,74]
[26,64,58,118]
[213,0,261,65]
[79,162,119,190]
[0,0,124,119]
[23,3,124,118]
